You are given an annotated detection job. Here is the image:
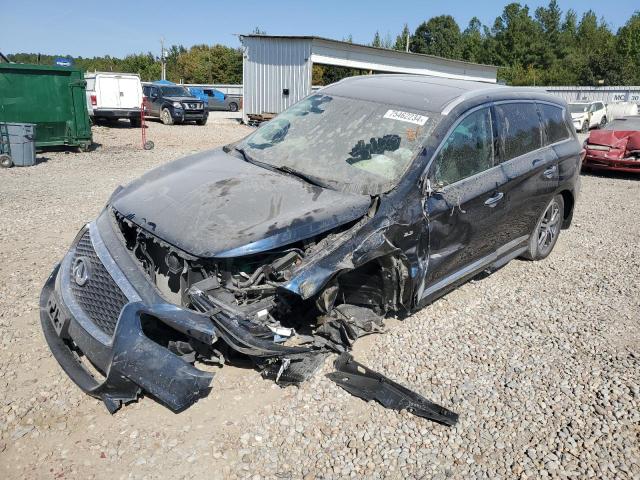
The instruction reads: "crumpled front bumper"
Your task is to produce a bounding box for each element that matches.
[39,220,217,413]
[583,152,640,173]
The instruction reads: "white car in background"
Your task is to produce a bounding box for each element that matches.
[569,101,607,133]
[85,72,144,127]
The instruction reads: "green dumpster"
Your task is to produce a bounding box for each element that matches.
[0,63,92,150]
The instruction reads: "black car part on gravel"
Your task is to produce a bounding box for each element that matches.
[326,352,459,426]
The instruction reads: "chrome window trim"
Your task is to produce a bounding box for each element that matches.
[423,99,570,191]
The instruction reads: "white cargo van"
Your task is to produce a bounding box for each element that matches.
[85,72,144,126]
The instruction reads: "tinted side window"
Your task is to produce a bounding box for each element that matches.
[539,103,571,144]
[433,107,494,186]
[494,103,542,161]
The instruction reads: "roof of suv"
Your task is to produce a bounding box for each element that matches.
[322,74,558,114]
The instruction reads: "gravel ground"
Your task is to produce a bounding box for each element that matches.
[0,123,638,479]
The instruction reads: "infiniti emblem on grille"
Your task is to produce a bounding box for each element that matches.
[72,257,91,287]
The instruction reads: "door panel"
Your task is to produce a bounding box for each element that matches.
[117,77,141,109]
[150,87,161,115]
[97,76,120,108]
[421,167,508,298]
[493,102,558,242]
[418,106,512,301]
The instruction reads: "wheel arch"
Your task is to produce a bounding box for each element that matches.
[559,189,575,229]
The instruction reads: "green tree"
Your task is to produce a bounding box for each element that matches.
[411,15,462,59]
[394,24,411,51]
[461,17,484,63]
[371,31,382,47]
[616,12,640,84]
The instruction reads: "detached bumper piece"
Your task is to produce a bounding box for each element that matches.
[327,353,459,426]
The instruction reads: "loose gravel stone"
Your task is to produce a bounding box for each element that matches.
[0,127,638,479]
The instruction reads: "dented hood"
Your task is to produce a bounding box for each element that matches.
[587,130,640,151]
[111,148,371,258]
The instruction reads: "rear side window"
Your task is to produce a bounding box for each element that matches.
[494,103,542,161]
[433,107,495,186]
[539,103,571,145]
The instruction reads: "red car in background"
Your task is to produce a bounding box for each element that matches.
[583,116,640,173]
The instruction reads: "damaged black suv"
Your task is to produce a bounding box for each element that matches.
[40,75,581,413]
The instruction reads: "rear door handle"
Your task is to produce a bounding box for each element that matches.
[543,165,558,179]
[484,192,504,207]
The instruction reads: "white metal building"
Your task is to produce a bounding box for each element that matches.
[529,86,640,104]
[240,35,498,123]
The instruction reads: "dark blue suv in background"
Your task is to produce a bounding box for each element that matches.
[142,84,208,125]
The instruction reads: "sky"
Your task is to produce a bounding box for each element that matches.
[1,0,637,58]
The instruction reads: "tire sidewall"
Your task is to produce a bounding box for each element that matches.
[161,108,174,125]
[526,194,564,261]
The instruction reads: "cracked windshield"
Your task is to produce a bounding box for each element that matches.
[238,94,437,195]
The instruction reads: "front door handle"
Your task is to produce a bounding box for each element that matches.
[484,192,504,207]
[543,165,558,179]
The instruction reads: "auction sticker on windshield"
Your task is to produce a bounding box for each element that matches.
[383,110,429,126]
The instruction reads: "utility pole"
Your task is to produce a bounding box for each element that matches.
[160,37,166,81]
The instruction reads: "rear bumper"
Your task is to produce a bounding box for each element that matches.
[39,220,216,413]
[92,108,141,119]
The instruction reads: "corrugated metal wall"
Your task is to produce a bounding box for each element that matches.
[529,86,640,104]
[242,37,312,120]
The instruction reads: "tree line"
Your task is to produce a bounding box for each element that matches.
[7,44,243,84]
[6,2,640,86]
[376,1,640,86]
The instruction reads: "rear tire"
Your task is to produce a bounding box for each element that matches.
[522,194,564,261]
[229,102,238,112]
[161,108,174,125]
[130,117,141,128]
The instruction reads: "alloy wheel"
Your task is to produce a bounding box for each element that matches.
[537,199,561,255]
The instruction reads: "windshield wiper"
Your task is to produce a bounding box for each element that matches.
[234,146,260,165]
[235,147,324,188]
[272,165,324,188]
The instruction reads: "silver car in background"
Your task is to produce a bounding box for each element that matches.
[203,88,241,112]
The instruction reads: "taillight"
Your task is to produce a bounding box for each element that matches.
[90,94,97,106]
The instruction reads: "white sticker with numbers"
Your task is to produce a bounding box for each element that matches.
[383,110,429,125]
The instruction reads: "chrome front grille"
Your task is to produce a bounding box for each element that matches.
[69,231,128,336]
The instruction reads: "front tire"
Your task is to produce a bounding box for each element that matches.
[130,117,141,128]
[522,194,564,261]
[196,117,208,126]
[161,108,174,125]
[228,102,238,112]
[599,116,607,129]
[581,120,589,133]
